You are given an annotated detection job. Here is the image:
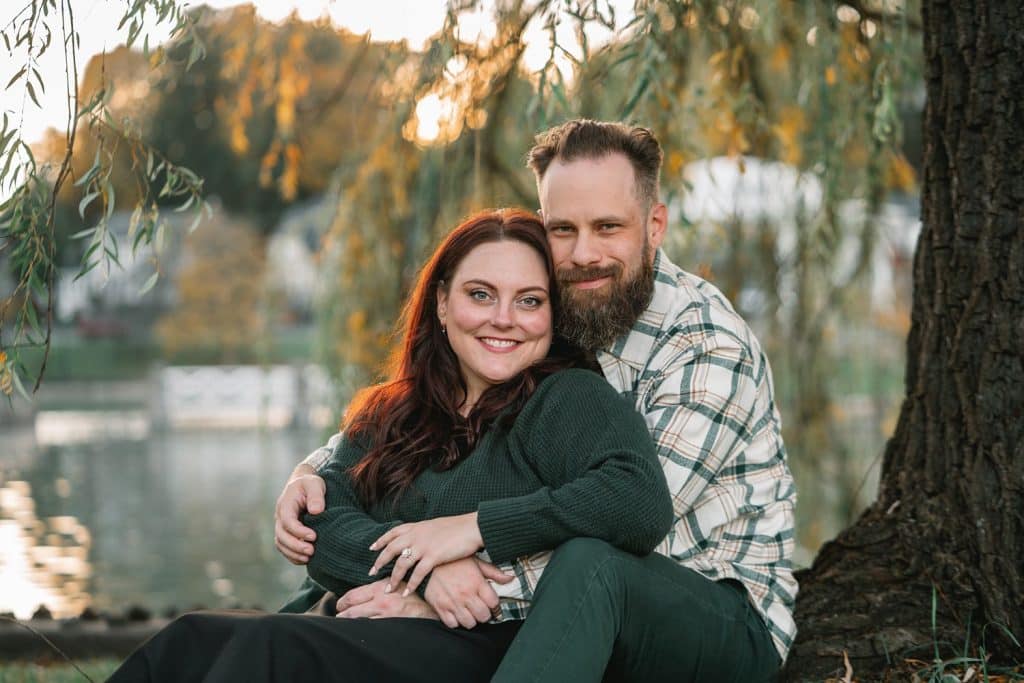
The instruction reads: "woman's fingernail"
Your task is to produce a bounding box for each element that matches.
[368,543,377,550]
[368,567,376,576]
[402,588,410,597]
[384,584,393,594]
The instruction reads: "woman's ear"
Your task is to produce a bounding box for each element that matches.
[436,289,448,326]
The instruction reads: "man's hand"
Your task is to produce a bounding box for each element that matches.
[274,464,326,564]
[335,578,440,620]
[423,557,514,629]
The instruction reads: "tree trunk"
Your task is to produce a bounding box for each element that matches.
[783,1,1024,680]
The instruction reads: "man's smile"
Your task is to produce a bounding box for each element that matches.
[569,276,613,290]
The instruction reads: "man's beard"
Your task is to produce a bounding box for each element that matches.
[556,255,654,351]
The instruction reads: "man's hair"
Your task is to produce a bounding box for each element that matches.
[527,119,664,210]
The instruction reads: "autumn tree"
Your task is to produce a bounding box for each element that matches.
[144,5,410,230]
[154,216,266,364]
[2,1,408,394]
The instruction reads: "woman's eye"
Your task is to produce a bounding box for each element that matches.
[470,289,491,301]
[519,296,543,308]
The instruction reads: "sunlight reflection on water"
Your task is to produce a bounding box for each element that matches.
[0,424,325,618]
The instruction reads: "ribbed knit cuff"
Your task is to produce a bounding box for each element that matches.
[477,497,544,565]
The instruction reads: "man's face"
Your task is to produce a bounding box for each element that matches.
[538,153,666,349]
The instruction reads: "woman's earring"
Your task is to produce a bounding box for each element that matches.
[441,325,447,336]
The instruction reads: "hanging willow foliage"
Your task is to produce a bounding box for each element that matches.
[0,0,208,396]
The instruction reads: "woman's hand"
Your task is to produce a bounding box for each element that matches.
[335,578,440,620]
[369,513,484,595]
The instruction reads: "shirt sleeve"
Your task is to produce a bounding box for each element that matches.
[476,370,674,564]
[645,338,760,520]
[302,436,404,594]
[301,432,344,472]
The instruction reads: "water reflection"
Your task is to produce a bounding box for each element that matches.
[0,426,324,618]
[0,482,92,618]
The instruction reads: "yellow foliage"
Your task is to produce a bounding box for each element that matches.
[260,141,281,188]
[886,153,918,192]
[280,143,302,200]
[343,308,384,369]
[769,43,791,73]
[773,106,807,166]
[0,350,9,396]
[666,151,687,178]
[838,25,870,83]
[466,108,488,130]
[824,65,837,86]
[708,49,730,73]
[707,110,751,157]
[347,309,367,336]
[230,121,250,156]
[696,262,715,283]
[155,218,267,362]
[844,140,869,167]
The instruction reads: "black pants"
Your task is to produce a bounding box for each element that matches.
[107,610,522,682]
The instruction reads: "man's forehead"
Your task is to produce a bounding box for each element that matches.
[542,153,636,183]
[539,183,640,226]
[539,155,638,204]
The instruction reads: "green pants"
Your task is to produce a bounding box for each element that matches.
[491,538,781,683]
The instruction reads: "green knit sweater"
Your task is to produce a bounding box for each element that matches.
[298,368,673,604]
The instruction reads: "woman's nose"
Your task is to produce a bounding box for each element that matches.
[491,301,515,328]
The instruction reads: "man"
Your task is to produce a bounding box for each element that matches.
[276,119,796,679]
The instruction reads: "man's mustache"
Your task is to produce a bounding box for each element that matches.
[558,264,622,284]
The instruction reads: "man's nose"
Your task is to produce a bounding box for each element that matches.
[570,231,602,266]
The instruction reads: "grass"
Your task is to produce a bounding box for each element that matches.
[18,336,158,382]
[0,660,119,683]
[891,590,1024,683]
[14,324,317,384]
[822,590,1024,683]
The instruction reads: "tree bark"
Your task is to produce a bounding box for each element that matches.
[783,1,1024,680]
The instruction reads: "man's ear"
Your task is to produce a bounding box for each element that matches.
[647,202,668,252]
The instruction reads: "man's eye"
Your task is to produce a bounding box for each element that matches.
[599,223,619,231]
[548,224,574,234]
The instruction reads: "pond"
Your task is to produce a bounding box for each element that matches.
[0,423,329,619]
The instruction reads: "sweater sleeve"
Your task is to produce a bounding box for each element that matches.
[476,369,674,564]
[302,437,404,593]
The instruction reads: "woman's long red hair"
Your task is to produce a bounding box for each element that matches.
[344,208,579,506]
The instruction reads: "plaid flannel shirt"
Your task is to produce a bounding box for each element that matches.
[305,249,797,661]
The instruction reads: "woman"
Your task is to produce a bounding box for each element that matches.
[108,208,673,682]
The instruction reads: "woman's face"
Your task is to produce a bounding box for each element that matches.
[437,240,553,410]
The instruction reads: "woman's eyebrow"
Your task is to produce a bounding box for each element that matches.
[462,279,548,295]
